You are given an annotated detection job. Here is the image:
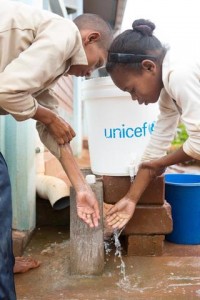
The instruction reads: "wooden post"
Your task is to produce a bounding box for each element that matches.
[70,180,104,275]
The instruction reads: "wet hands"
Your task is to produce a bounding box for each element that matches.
[47,115,76,145]
[105,198,136,230]
[76,190,100,228]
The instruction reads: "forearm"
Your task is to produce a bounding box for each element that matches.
[32,104,58,125]
[126,167,153,204]
[127,146,192,204]
[59,144,89,193]
[157,146,192,167]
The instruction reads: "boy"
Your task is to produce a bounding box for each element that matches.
[0,1,113,299]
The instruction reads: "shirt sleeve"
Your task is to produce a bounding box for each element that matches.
[36,120,61,159]
[165,63,200,160]
[0,18,84,121]
[35,89,60,158]
[35,88,59,113]
[141,89,180,162]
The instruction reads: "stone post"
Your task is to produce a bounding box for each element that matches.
[70,180,104,275]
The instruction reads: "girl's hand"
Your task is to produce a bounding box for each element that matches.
[105,198,136,230]
[139,159,166,178]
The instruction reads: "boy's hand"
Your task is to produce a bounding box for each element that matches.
[76,190,100,228]
[46,115,76,145]
[33,105,76,144]
[106,198,136,230]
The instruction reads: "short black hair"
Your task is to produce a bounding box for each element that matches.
[73,13,113,51]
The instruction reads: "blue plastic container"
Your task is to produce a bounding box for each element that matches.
[165,173,200,244]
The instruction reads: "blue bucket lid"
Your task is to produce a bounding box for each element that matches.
[165,173,200,186]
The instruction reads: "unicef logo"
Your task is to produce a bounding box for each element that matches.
[148,121,156,134]
[104,121,156,139]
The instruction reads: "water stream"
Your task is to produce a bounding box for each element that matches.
[104,227,130,286]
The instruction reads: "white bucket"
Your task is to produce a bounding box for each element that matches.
[82,76,159,176]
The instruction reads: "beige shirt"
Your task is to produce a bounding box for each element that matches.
[0,0,88,157]
[142,49,200,162]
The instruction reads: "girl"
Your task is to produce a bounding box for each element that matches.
[105,18,200,229]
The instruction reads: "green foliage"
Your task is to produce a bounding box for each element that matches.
[172,123,188,146]
[170,123,200,166]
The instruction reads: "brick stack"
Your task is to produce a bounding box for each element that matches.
[103,175,173,256]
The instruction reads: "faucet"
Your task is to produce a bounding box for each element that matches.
[128,153,138,183]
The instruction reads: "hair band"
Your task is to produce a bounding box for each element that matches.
[108,53,157,63]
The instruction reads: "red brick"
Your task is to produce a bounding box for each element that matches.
[103,175,164,205]
[124,201,172,235]
[122,235,165,256]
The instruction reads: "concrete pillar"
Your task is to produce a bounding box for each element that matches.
[5,116,36,231]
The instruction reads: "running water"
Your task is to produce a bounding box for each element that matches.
[104,228,154,293]
[104,227,129,283]
[113,228,126,280]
